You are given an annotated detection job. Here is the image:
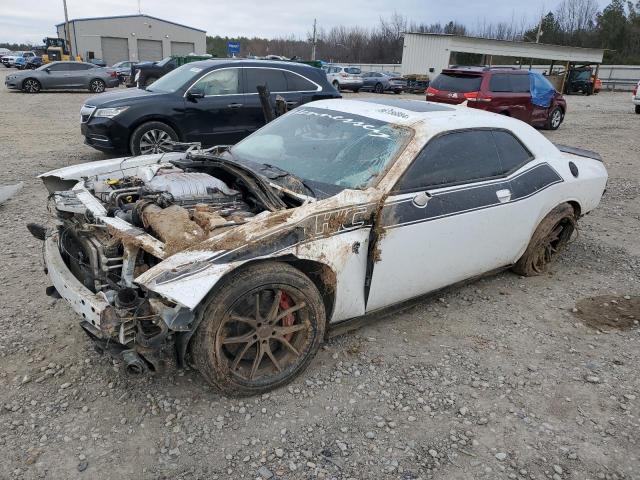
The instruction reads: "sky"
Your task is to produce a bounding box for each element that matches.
[0,0,613,45]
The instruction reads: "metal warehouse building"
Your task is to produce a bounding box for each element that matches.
[402,32,604,77]
[55,14,206,66]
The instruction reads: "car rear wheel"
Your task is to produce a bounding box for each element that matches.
[374,83,384,94]
[191,262,326,396]
[89,79,106,93]
[635,105,640,114]
[144,76,158,87]
[547,107,564,130]
[512,203,576,276]
[22,78,41,93]
[130,121,178,155]
[332,80,340,91]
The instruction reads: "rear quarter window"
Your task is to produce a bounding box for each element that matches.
[431,73,482,93]
[492,130,533,171]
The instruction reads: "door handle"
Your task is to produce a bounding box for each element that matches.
[496,188,512,203]
[227,103,243,109]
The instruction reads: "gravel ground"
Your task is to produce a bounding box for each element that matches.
[0,69,639,480]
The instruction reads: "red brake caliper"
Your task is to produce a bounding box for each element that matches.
[279,291,295,341]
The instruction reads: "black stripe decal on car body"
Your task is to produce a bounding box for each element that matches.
[382,163,563,229]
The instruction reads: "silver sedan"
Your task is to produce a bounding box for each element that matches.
[4,61,120,94]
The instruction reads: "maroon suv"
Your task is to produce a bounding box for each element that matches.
[426,67,567,130]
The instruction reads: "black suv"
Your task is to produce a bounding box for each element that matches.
[81,60,340,155]
[128,57,177,87]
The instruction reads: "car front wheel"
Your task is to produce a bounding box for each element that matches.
[22,78,41,93]
[129,121,178,155]
[191,262,326,396]
[374,83,384,94]
[89,79,106,93]
[512,203,576,276]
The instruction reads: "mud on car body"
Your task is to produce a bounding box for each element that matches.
[33,98,608,396]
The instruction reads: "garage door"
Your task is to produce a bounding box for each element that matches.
[171,41,195,56]
[137,39,163,61]
[100,37,129,66]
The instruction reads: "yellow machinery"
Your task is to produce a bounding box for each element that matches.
[41,37,81,63]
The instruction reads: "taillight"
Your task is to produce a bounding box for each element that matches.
[426,86,438,97]
[465,91,491,103]
[110,71,117,78]
[633,86,638,96]
[340,72,348,78]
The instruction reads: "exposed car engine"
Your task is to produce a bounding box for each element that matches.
[52,162,261,297]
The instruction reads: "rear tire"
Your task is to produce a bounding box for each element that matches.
[374,83,384,94]
[89,78,106,93]
[191,262,326,396]
[144,76,158,87]
[635,105,640,114]
[22,78,41,93]
[129,121,178,155]
[332,80,340,91]
[512,203,576,276]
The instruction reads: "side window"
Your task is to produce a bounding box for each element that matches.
[492,130,533,171]
[489,74,512,92]
[47,63,67,71]
[192,68,240,95]
[245,68,287,93]
[284,71,317,91]
[394,130,503,192]
[510,75,531,93]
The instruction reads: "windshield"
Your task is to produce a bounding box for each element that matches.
[156,57,172,67]
[431,73,482,92]
[230,107,412,189]
[146,64,203,93]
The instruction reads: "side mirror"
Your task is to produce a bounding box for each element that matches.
[44,67,50,73]
[187,90,205,101]
[412,191,432,208]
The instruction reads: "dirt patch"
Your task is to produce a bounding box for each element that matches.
[573,295,640,330]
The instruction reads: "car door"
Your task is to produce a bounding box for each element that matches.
[488,73,531,122]
[68,63,94,88]
[361,72,374,89]
[181,67,248,146]
[242,67,292,135]
[366,129,540,312]
[43,62,74,89]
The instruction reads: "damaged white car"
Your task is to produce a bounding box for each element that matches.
[33,98,607,395]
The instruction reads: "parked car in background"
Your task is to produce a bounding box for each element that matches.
[633,80,640,114]
[129,57,178,87]
[37,98,607,394]
[111,61,137,83]
[4,61,119,93]
[324,65,363,92]
[81,59,341,154]
[14,56,27,69]
[427,67,567,130]
[2,51,36,68]
[25,57,43,70]
[361,71,406,94]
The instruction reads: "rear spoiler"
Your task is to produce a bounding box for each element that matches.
[555,144,602,162]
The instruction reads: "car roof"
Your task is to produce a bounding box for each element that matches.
[302,98,529,132]
[184,59,321,71]
[442,66,529,75]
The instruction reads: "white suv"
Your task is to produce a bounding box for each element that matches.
[633,80,640,114]
[324,65,363,92]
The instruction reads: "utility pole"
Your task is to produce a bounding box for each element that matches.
[311,18,317,61]
[535,15,543,43]
[138,0,141,14]
[62,0,72,59]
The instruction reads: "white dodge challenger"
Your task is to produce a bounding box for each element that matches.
[34,98,607,395]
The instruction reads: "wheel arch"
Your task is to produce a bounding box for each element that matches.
[127,116,185,146]
[175,256,337,367]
